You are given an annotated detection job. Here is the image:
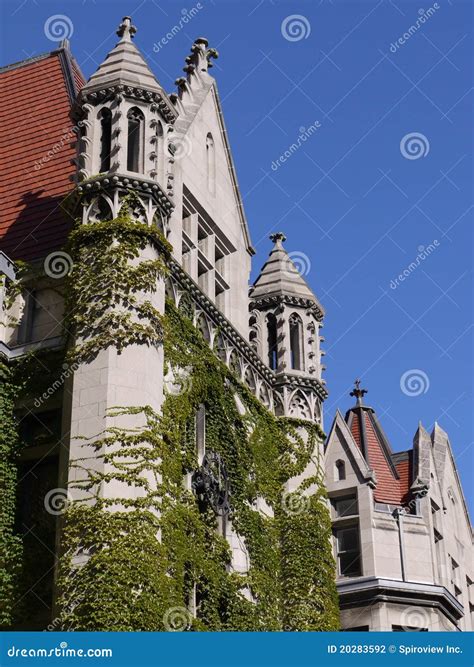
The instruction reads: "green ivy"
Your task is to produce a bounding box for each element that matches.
[0,360,23,628]
[2,192,339,631]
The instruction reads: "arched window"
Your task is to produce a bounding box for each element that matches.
[266,313,278,370]
[335,459,346,481]
[127,107,144,172]
[156,121,164,181]
[206,133,215,194]
[289,313,304,370]
[196,404,206,465]
[98,108,112,173]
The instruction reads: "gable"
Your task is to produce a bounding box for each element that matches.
[177,83,253,256]
[325,411,375,492]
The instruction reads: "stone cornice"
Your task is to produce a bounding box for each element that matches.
[337,576,464,624]
[67,174,174,217]
[169,260,275,386]
[249,293,324,321]
[274,372,328,401]
[169,260,328,403]
[73,85,177,124]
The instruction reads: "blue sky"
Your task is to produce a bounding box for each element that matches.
[1,0,472,512]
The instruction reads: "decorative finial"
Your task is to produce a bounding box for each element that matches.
[188,37,219,72]
[269,232,287,246]
[117,16,137,42]
[350,378,368,406]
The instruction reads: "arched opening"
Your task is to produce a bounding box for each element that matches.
[266,313,278,370]
[196,312,211,345]
[289,313,304,370]
[335,459,346,481]
[206,133,215,195]
[127,107,144,172]
[156,121,164,181]
[98,107,112,173]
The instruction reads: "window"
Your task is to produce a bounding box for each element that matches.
[98,107,112,172]
[335,459,346,481]
[332,496,358,518]
[16,289,37,344]
[266,313,278,370]
[335,526,361,577]
[127,107,144,172]
[156,121,164,181]
[392,625,428,632]
[19,409,62,448]
[206,133,215,194]
[289,313,304,370]
[196,404,206,465]
[451,557,462,599]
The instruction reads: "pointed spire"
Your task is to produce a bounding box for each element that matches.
[412,421,431,486]
[350,379,368,406]
[80,16,163,95]
[116,16,137,42]
[250,233,320,303]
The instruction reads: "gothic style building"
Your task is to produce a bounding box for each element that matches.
[0,17,472,632]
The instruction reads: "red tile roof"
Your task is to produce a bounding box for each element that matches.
[0,47,84,262]
[348,408,412,506]
[395,453,413,506]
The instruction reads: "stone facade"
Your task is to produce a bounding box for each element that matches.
[325,392,473,631]
[0,16,472,632]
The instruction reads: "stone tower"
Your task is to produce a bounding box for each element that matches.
[63,17,176,504]
[249,232,327,425]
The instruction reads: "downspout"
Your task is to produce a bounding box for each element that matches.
[394,508,407,582]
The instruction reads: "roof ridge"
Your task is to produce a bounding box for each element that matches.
[0,43,72,75]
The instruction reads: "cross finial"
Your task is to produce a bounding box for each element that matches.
[269,232,287,247]
[117,16,137,42]
[350,378,368,406]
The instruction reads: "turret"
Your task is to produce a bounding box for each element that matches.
[249,233,327,423]
[71,17,176,231]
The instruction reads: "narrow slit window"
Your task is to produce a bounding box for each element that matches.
[99,108,112,173]
[127,107,144,173]
[289,313,304,370]
[335,459,346,481]
[206,133,215,195]
[267,313,278,370]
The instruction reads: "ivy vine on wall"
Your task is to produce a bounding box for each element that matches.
[1,192,340,631]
